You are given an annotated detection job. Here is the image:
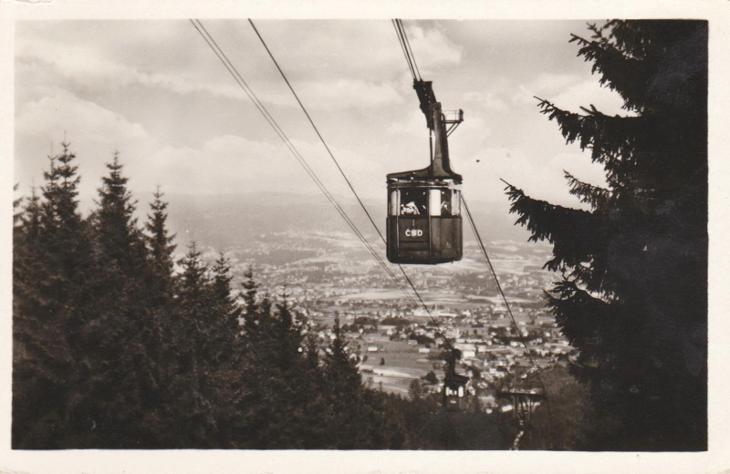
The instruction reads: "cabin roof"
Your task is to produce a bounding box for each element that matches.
[387,163,462,183]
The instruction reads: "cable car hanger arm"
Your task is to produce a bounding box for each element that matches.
[413,79,463,133]
[412,79,463,176]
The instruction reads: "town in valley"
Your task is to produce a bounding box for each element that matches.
[191,227,573,414]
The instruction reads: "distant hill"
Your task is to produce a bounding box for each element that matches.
[144,192,532,250]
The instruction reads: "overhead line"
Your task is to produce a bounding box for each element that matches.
[189,19,407,296]
[391,20,417,80]
[193,21,554,430]
[248,19,457,347]
[461,193,555,447]
[190,20,388,275]
[254,15,550,440]
[461,195,543,372]
[248,19,386,245]
[393,15,552,434]
[396,19,421,80]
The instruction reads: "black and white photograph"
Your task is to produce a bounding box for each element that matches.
[2,1,729,472]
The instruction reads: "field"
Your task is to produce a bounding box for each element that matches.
[358,339,442,395]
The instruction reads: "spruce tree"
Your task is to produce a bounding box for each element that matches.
[140,188,177,444]
[13,144,95,447]
[234,270,291,448]
[297,329,332,447]
[321,315,363,448]
[234,275,314,448]
[203,253,245,446]
[13,187,44,331]
[240,266,260,335]
[231,268,265,447]
[79,151,152,447]
[324,315,361,401]
[39,144,92,311]
[143,187,177,353]
[321,315,406,449]
[13,185,73,448]
[166,242,219,447]
[270,294,303,370]
[504,20,707,450]
[94,151,147,274]
[145,187,176,299]
[265,296,311,446]
[210,253,242,362]
[38,144,94,445]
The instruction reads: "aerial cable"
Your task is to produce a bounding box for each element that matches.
[189,20,398,287]
[192,21,456,358]
[248,19,386,247]
[461,195,544,376]
[395,19,421,80]
[190,20,408,299]
[189,19,408,299]
[393,19,553,434]
[391,20,416,80]
[247,19,434,314]
[247,19,458,349]
[391,15,553,438]
[461,193,555,447]
[393,19,420,81]
[390,18,466,348]
[192,20,552,426]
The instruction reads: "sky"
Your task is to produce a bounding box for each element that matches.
[14,20,628,214]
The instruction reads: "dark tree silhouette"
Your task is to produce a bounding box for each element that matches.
[504,20,707,450]
[13,142,512,450]
[145,187,176,298]
[79,152,153,447]
[139,187,177,445]
[166,242,220,447]
[13,144,94,448]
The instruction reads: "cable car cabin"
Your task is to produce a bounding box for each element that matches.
[387,175,462,264]
[387,78,464,265]
[441,347,469,411]
[496,386,545,428]
[443,372,470,411]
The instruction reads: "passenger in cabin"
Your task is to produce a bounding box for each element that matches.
[441,200,451,216]
[440,189,452,216]
[400,189,428,215]
[401,201,420,215]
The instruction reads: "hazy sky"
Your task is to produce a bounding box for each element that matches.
[15,20,627,212]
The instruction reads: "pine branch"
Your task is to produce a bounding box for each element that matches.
[581,40,652,111]
[537,98,638,156]
[563,171,611,209]
[503,182,606,272]
[544,279,614,357]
